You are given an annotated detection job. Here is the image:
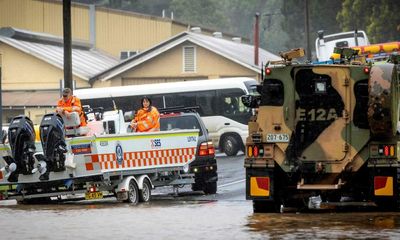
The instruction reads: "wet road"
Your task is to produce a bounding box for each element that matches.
[1,153,400,239]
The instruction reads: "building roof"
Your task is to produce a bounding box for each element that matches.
[91,31,280,82]
[0,27,119,81]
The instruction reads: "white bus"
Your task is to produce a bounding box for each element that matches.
[74,77,258,156]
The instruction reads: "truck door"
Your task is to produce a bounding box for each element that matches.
[290,67,350,161]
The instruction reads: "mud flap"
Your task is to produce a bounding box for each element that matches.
[246,168,274,200]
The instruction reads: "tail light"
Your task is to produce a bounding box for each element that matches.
[198,141,215,156]
[370,144,396,157]
[89,186,97,193]
[247,145,264,158]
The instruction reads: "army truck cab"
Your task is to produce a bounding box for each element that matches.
[242,48,400,212]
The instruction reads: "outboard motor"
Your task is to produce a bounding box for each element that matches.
[4,116,36,182]
[38,113,67,180]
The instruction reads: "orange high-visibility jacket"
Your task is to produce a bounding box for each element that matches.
[57,96,87,126]
[133,106,160,132]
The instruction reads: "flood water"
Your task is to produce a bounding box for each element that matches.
[1,198,400,240]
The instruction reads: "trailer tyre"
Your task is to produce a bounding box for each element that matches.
[139,179,151,202]
[125,179,139,204]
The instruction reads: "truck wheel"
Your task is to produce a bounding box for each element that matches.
[139,179,151,202]
[125,179,139,204]
[203,182,217,195]
[222,135,239,156]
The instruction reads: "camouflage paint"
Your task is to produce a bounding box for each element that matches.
[246,63,399,180]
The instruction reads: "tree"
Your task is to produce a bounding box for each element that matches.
[338,0,400,43]
[168,0,228,30]
[281,0,342,58]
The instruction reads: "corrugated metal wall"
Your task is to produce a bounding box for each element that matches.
[0,0,89,41]
[0,0,187,57]
[95,8,173,57]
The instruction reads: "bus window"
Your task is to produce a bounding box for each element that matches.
[164,91,216,116]
[165,92,196,108]
[196,90,216,116]
[219,89,251,124]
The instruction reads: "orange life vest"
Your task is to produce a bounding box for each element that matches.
[132,106,160,132]
[57,96,87,127]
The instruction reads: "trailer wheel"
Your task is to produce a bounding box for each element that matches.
[139,179,151,202]
[125,179,139,204]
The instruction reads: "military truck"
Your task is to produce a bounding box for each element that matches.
[242,48,400,212]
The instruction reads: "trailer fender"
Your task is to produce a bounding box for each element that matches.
[115,176,138,201]
[116,176,138,193]
[136,175,153,190]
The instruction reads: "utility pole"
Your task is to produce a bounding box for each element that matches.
[304,0,311,60]
[254,12,260,66]
[63,0,73,93]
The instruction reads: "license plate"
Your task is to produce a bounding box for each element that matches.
[85,192,103,200]
[266,133,289,143]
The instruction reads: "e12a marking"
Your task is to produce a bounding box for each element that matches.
[296,108,338,121]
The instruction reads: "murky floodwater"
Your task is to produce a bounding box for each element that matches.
[1,199,400,240]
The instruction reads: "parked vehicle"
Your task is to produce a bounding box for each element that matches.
[159,107,218,194]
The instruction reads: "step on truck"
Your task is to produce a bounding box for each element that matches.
[242,48,400,212]
[0,109,199,204]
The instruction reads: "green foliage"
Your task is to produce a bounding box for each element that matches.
[338,0,400,43]
[282,0,342,58]
[169,0,228,30]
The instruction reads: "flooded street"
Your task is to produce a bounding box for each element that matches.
[1,154,400,239]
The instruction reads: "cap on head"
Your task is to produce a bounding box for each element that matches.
[62,88,72,97]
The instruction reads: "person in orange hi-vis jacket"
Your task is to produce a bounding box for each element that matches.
[130,97,160,132]
[56,88,87,127]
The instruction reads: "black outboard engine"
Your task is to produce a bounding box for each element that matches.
[39,113,67,180]
[5,115,36,182]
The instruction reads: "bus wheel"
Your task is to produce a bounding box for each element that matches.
[139,179,151,202]
[125,179,139,204]
[222,135,239,156]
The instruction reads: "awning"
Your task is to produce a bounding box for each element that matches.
[1,90,60,108]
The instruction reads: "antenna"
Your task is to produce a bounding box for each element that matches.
[110,95,117,110]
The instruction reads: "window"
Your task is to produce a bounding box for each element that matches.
[183,46,196,73]
[218,89,252,124]
[160,115,203,136]
[260,79,284,106]
[120,50,139,60]
[353,79,369,129]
